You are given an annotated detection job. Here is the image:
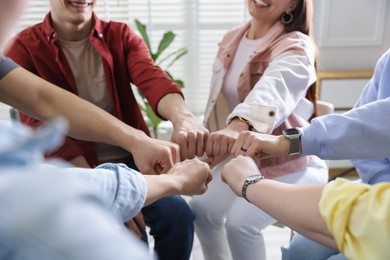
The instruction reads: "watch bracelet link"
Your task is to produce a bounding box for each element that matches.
[242,175,265,203]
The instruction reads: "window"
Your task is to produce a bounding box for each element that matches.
[14,0,250,116]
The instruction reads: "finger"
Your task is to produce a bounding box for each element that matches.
[212,139,221,157]
[246,143,260,158]
[134,213,146,231]
[205,134,214,156]
[187,132,196,159]
[140,165,156,175]
[232,135,245,156]
[179,139,189,161]
[171,143,180,164]
[227,137,237,154]
[125,220,142,239]
[160,151,174,173]
[155,164,163,174]
[196,132,205,157]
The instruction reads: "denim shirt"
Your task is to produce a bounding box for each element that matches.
[0,119,150,259]
[0,119,147,222]
[302,49,390,184]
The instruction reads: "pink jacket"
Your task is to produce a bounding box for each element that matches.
[204,21,320,178]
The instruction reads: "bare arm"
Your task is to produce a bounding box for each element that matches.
[157,93,209,160]
[221,156,337,249]
[0,67,179,174]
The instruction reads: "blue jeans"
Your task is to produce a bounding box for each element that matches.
[282,233,347,260]
[126,159,195,260]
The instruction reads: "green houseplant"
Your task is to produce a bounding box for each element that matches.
[134,19,188,138]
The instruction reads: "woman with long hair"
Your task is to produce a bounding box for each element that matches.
[190,0,328,259]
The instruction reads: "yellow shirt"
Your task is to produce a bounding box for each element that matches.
[320,178,390,260]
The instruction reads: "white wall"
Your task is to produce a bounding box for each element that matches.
[313,0,390,70]
[312,0,389,170]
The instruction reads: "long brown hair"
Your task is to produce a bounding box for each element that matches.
[284,0,318,119]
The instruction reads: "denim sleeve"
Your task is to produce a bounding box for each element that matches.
[64,163,147,222]
[0,169,149,260]
[0,55,18,80]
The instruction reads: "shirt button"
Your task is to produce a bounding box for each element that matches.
[269,111,275,117]
[99,33,104,39]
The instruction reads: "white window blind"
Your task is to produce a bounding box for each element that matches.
[14,0,250,116]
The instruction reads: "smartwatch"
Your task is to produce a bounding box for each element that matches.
[242,175,265,202]
[282,128,302,155]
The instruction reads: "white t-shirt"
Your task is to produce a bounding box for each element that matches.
[222,33,265,111]
[59,38,128,162]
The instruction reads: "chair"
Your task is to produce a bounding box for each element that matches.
[316,100,335,117]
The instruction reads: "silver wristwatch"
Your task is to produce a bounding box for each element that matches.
[242,175,265,203]
[282,128,302,155]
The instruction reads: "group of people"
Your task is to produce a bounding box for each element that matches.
[0,0,389,259]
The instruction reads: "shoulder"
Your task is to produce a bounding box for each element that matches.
[101,20,135,36]
[272,31,316,64]
[12,23,45,43]
[219,22,249,45]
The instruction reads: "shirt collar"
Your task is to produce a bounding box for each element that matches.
[42,12,104,42]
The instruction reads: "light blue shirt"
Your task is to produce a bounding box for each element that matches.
[301,49,390,184]
[0,119,149,259]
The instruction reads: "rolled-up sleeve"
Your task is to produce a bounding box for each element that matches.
[65,164,147,222]
[319,178,390,260]
[227,52,316,133]
[0,55,19,80]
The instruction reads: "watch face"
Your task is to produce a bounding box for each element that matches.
[247,175,261,182]
[283,128,301,136]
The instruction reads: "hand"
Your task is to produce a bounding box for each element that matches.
[205,118,249,159]
[125,212,146,239]
[221,156,261,197]
[171,116,209,160]
[132,134,180,175]
[231,131,290,159]
[70,155,91,168]
[167,159,213,195]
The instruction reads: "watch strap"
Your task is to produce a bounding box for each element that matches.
[242,175,265,203]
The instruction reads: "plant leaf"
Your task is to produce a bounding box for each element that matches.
[166,48,188,68]
[135,19,154,58]
[145,103,161,128]
[154,31,176,61]
[157,47,188,66]
[174,79,185,89]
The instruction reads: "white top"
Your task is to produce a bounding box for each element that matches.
[59,38,128,162]
[222,33,264,111]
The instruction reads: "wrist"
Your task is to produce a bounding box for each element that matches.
[170,112,196,127]
[279,135,291,156]
[122,127,149,154]
[229,118,251,132]
[160,174,181,195]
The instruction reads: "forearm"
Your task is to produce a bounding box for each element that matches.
[246,180,337,249]
[157,93,194,124]
[143,175,179,206]
[0,67,146,154]
[301,97,390,160]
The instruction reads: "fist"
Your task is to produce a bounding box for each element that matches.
[167,159,213,195]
